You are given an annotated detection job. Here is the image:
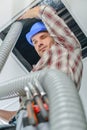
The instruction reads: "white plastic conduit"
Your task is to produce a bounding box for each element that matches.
[0,21,23,72]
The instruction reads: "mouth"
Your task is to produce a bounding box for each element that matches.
[40,46,47,52]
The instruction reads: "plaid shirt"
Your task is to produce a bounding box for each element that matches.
[32,5,83,89]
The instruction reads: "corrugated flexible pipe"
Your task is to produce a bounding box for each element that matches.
[0,69,87,130]
[0,21,23,72]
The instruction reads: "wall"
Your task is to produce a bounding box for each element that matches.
[79,57,87,119]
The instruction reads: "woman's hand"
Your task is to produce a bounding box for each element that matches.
[18,6,40,20]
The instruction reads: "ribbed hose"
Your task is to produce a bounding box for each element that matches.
[0,69,87,130]
[42,69,87,130]
[0,21,23,72]
[0,70,45,98]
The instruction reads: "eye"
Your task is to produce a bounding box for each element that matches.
[41,34,48,39]
[32,40,37,45]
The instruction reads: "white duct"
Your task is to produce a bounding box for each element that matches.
[0,21,23,72]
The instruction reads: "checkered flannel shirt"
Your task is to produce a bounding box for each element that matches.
[32,5,83,89]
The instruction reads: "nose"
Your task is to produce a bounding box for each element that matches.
[38,43,43,48]
[37,40,44,48]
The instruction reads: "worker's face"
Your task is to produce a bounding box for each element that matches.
[32,32,55,57]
